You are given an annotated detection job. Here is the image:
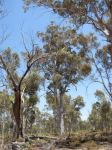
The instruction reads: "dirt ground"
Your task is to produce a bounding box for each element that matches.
[54,144,112,150]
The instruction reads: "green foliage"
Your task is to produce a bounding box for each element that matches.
[93,47,112,99]
[39,23,91,94]
[46,92,56,110]
[38,22,91,134]
[95,90,106,101]
[24,0,112,101]
[0,91,11,111]
[64,95,85,132]
[0,91,12,136]
[74,96,85,111]
[46,93,85,133]
[24,71,41,105]
[3,48,20,69]
[88,90,112,131]
[25,0,112,35]
[0,48,20,86]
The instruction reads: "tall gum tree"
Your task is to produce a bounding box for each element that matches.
[24,0,112,101]
[46,93,85,134]
[88,90,112,131]
[38,23,91,135]
[0,47,46,139]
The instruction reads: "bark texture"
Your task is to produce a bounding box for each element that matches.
[13,88,23,139]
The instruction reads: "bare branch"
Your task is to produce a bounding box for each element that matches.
[91,52,111,98]
[18,53,48,88]
[21,33,29,54]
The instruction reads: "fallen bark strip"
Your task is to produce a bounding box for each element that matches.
[29,135,58,141]
[29,136,60,150]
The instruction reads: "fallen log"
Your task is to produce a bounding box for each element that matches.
[29,135,58,141]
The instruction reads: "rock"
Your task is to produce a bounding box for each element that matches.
[107,135,112,143]
[11,141,27,150]
[80,136,86,143]
[94,133,102,141]
[25,136,30,142]
[12,142,21,150]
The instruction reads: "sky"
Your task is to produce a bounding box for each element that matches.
[0,0,103,120]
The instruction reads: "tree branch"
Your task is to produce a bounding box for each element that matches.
[91,52,111,98]
[18,53,48,88]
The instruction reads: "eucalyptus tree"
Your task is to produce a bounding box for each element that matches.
[20,71,41,135]
[46,93,85,134]
[0,90,12,133]
[64,95,85,133]
[95,90,112,131]
[39,23,91,135]
[24,0,112,103]
[88,101,101,131]
[88,90,112,131]
[0,47,46,139]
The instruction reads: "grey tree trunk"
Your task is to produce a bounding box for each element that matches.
[60,112,64,135]
[59,93,65,135]
[54,88,60,134]
[54,88,65,135]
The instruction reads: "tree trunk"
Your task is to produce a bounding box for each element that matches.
[60,112,64,135]
[1,110,5,150]
[59,93,65,135]
[13,88,23,139]
[54,88,60,134]
[54,88,65,135]
[109,29,112,65]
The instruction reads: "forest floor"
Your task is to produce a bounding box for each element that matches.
[1,131,112,150]
[26,131,112,150]
[30,142,112,150]
[28,142,112,150]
